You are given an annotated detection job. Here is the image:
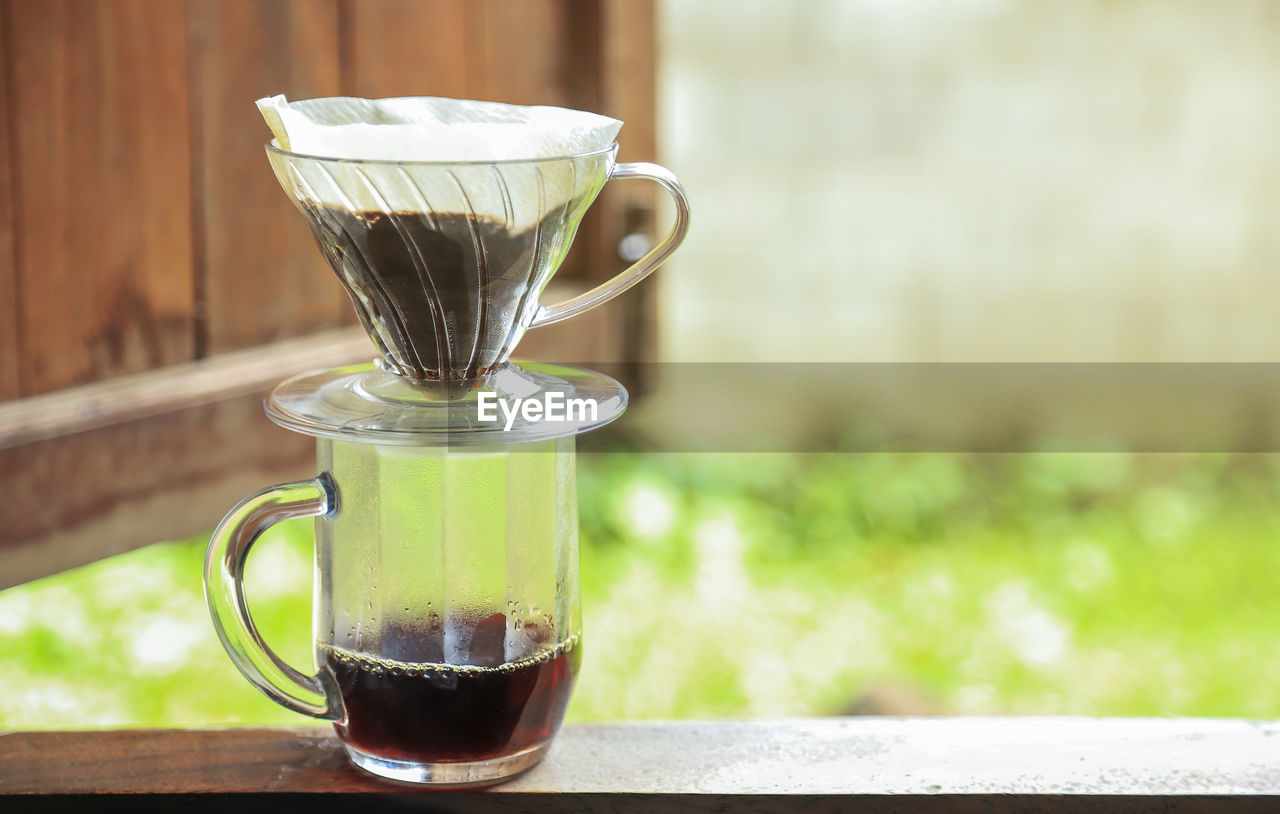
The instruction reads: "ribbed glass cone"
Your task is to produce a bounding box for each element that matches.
[267,144,614,381]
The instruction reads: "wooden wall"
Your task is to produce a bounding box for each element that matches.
[0,0,656,399]
[0,0,657,585]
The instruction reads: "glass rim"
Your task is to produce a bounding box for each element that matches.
[265,140,618,167]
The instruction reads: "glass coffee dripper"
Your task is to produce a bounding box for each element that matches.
[205,141,689,784]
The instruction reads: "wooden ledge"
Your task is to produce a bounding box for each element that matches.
[0,278,629,589]
[3,719,1280,811]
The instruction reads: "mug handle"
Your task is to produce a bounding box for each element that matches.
[529,162,691,328]
[204,475,342,720]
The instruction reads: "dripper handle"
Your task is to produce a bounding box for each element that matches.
[204,475,342,720]
[530,162,690,328]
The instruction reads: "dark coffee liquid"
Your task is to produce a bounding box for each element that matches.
[301,204,551,380]
[323,626,580,763]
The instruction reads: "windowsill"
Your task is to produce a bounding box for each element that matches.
[4,718,1279,809]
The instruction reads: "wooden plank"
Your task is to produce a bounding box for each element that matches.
[465,0,574,106]
[0,394,313,588]
[6,0,196,395]
[188,0,351,355]
[592,0,659,365]
[600,0,657,162]
[341,0,468,98]
[0,325,373,450]
[0,327,374,587]
[3,720,1280,810]
[0,2,19,400]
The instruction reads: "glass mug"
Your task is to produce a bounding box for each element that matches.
[206,436,581,784]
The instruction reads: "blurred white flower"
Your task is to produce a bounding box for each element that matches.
[694,513,750,606]
[0,586,95,646]
[987,581,1070,667]
[0,593,32,636]
[130,615,205,673]
[0,669,130,727]
[623,483,677,539]
[247,538,311,599]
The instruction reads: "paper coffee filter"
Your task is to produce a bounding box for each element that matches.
[258,95,621,227]
[259,95,621,161]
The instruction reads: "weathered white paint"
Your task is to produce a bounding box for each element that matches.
[504,718,1280,795]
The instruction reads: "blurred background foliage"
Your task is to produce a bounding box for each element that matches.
[8,0,1280,730]
[4,451,1280,728]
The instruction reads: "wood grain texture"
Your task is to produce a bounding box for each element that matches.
[3,720,1280,812]
[0,327,374,587]
[596,0,659,291]
[0,326,372,449]
[0,2,20,401]
[341,0,468,98]
[561,0,661,364]
[466,0,573,106]
[6,0,196,395]
[0,395,314,587]
[188,0,351,355]
[600,0,656,161]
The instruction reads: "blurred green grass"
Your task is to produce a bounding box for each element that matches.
[3,452,1280,729]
